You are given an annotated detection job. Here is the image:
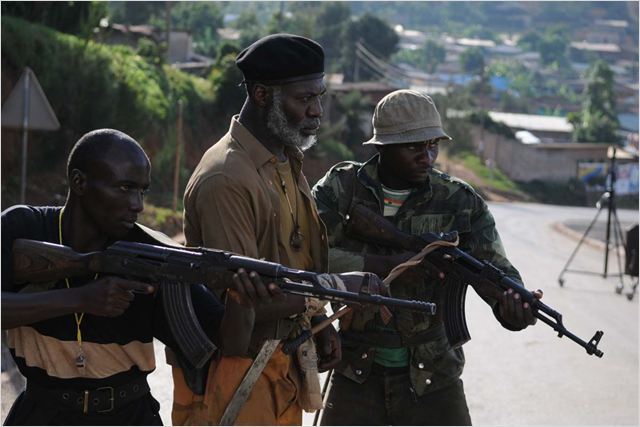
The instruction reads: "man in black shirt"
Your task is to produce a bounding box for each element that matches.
[1,129,280,425]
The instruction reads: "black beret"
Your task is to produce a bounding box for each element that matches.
[236,33,324,85]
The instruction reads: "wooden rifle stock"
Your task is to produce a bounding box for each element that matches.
[345,203,604,358]
[13,239,100,284]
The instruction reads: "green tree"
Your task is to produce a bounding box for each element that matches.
[315,2,351,69]
[232,10,260,29]
[392,40,445,74]
[216,41,239,63]
[538,25,569,66]
[568,61,620,143]
[517,26,568,66]
[231,9,263,48]
[421,40,446,73]
[137,38,164,66]
[487,60,537,98]
[337,91,370,149]
[460,24,498,42]
[459,47,485,75]
[265,3,317,36]
[312,90,371,161]
[108,2,165,25]
[170,2,223,57]
[517,31,541,51]
[209,54,245,123]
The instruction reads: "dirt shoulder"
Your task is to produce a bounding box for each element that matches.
[438,154,530,203]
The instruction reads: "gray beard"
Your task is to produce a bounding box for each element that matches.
[266,90,318,152]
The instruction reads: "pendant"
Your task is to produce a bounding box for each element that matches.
[290,227,304,251]
[75,351,86,368]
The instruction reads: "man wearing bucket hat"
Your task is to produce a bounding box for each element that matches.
[312,90,541,425]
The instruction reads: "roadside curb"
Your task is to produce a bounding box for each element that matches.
[552,221,607,251]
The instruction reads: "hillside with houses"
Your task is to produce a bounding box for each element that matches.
[2,1,638,215]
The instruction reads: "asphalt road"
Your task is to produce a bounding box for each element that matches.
[457,202,638,426]
[2,202,638,425]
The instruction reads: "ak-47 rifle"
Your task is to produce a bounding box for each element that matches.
[345,203,604,358]
[11,239,437,368]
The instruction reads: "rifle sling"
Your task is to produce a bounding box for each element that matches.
[219,339,281,425]
[340,323,445,348]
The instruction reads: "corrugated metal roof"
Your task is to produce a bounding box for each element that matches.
[488,111,574,133]
[570,41,621,53]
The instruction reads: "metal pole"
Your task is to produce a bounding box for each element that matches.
[165,1,171,63]
[172,100,183,212]
[354,43,360,82]
[604,147,616,277]
[313,369,332,426]
[20,69,31,204]
[557,200,605,286]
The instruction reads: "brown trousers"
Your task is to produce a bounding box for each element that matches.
[171,349,303,426]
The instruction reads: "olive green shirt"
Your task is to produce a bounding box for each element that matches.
[312,155,523,396]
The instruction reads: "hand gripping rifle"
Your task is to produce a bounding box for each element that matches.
[345,203,604,358]
[11,239,436,368]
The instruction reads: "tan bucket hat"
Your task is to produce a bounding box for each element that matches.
[363,89,452,145]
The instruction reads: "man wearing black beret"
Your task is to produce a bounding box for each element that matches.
[175,33,345,425]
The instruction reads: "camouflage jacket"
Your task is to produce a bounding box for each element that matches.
[311,155,523,396]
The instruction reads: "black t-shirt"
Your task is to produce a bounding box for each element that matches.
[2,205,224,390]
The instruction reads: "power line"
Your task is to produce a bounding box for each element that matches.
[356,42,413,80]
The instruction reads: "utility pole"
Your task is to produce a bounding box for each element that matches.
[165,1,172,63]
[19,70,31,203]
[278,1,284,30]
[172,100,184,212]
[354,41,362,82]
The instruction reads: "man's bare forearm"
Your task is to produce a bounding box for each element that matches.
[2,289,82,329]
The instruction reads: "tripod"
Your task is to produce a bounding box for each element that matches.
[557,147,630,298]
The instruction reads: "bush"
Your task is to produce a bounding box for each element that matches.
[138,203,184,238]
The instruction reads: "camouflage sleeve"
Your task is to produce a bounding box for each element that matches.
[464,194,527,330]
[464,195,522,282]
[312,169,366,273]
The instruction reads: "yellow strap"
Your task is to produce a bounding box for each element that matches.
[58,208,86,348]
